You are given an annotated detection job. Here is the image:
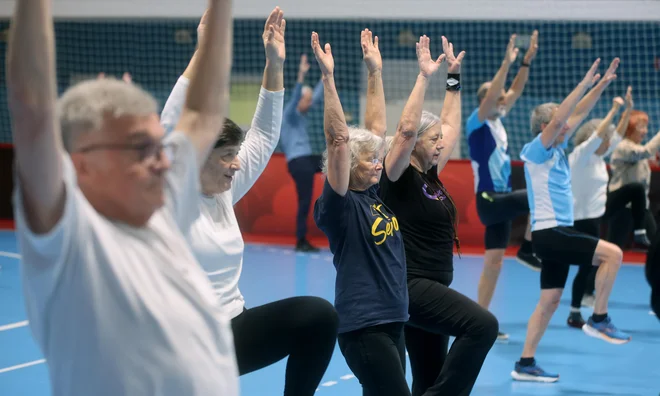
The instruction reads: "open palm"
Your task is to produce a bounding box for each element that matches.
[417,35,444,78]
[263,7,286,64]
[361,29,382,73]
[311,32,334,76]
[442,36,465,74]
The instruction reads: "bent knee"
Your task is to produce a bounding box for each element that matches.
[596,240,623,265]
[300,296,339,333]
[469,308,500,344]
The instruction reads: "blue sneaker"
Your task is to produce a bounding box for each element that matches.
[582,316,631,344]
[511,361,559,383]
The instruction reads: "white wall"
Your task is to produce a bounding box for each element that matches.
[0,0,658,20]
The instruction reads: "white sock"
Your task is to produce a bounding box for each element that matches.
[570,307,581,313]
[634,229,647,236]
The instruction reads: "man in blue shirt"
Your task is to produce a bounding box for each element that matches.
[467,32,539,342]
[512,58,631,383]
[280,54,324,252]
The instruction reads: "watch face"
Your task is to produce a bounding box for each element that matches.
[447,78,459,86]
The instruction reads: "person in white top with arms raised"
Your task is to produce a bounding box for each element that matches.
[6,0,238,395]
[160,7,339,395]
[565,88,645,329]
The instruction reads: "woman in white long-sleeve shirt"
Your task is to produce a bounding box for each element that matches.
[565,92,644,328]
[161,8,339,395]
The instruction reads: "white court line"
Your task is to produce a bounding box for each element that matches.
[0,359,45,374]
[0,251,21,259]
[0,320,29,332]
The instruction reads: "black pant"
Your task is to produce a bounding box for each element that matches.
[475,190,530,249]
[405,277,498,396]
[606,182,656,248]
[337,322,410,396]
[287,155,323,241]
[647,231,660,318]
[231,296,339,396]
[570,218,601,308]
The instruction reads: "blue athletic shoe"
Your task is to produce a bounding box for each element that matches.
[511,361,559,383]
[582,316,631,344]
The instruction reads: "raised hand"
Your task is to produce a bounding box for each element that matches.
[416,35,445,78]
[524,30,539,64]
[299,54,311,75]
[361,29,382,73]
[122,72,132,84]
[624,86,633,108]
[613,96,624,109]
[599,57,620,85]
[442,36,465,74]
[581,58,602,88]
[197,9,209,48]
[263,6,286,64]
[311,32,334,76]
[504,34,519,65]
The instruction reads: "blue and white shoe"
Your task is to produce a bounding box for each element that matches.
[511,361,559,383]
[582,316,631,345]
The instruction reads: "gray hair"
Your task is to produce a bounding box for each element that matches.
[573,118,615,147]
[385,110,440,154]
[58,78,159,152]
[530,102,559,135]
[321,126,384,175]
[301,85,313,96]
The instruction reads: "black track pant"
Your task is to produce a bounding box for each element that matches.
[231,296,339,396]
[405,277,499,396]
[647,232,660,319]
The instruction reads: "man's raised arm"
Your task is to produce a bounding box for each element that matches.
[175,0,234,166]
[7,0,65,234]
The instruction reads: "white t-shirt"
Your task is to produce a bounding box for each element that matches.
[569,132,623,221]
[161,77,284,319]
[14,132,239,396]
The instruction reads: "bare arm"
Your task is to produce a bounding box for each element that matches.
[7,0,65,234]
[361,29,387,137]
[312,32,350,196]
[503,30,538,112]
[540,58,601,148]
[437,36,466,174]
[175,0,233,167]
[615,86,633,138]
[593,97,623,156]
[477,34,517,122]
[565,58,619,138]
[386,36,445,181]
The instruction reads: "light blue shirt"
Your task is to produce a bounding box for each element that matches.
[466,109,512,193]
[279,81,324,162]
[521,135,573,231]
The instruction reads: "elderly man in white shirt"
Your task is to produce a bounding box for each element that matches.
[7,0,240,395]
[566,89,638,328]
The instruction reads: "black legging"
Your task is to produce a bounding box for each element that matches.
[605,182,656,249]
[231,296,339,396]
[287,155,323,241]
[570,218,601,308]
[337,322,410,396]
[405,277,499,396]
[647,231,660,318]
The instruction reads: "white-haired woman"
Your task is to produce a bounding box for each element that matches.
[160,9,339,395]
[375,36,498,395]
[310,30,413,395]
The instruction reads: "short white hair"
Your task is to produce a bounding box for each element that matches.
[321,126,384,175]
[573,118,615,146]
[301,85,313,96]
[58,78,159,152]
[530,102,559,135]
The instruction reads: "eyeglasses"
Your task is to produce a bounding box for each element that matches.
[74,140,170,163]
[367,157,383,166]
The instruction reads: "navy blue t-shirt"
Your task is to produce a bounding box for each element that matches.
[313,179,409,334]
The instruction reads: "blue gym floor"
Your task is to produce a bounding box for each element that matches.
[0,230,658,396]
